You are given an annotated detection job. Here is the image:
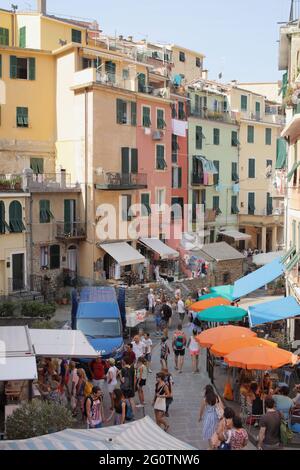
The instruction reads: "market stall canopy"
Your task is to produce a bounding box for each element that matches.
[0,356,37,381]
[224,345,298,370]
[196,325,257,348]
[29,329,98,358]
[218,230,251,241]
[0,326,37,381]
[248,296,300,327]
[210,285,235,301]
[196,242,245,262]
[232,257,285,299]
[252,251,286,266]
[190,296,231,312]
[98,242,145,266]
[210,336,278,357]
[139,238,179,259]
[0,416,195,451]
[197,305,247,322]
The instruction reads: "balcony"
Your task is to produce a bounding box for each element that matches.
[96,172,147,190]
[26,173,81,193]
[191,172,204,185]
[0,175,24,192]
[190,107,236,123]
[241,110,285,126]
[56,222,86,241]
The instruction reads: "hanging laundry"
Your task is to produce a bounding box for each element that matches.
[232,183,240,193]
[203,172,209,185]
[172,119,186,137]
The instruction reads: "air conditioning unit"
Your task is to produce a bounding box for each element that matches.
[152,131,162,140]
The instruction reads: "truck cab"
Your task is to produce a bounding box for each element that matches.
[74,287,124,361]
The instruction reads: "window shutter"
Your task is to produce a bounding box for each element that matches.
[29,58,36,80]
[0,200,9,234]
[40,200,51,223]
[171,104,177,119]
[231,195,238,214]
[156,145,166,169]
[0,55,2,78]
[172,167,175,188]
[0,28,9,46]
[143,107,151,127]
[267,193,273,215]
[248,159,255,178]
[232,162,238,181]
[121,148,130,174]
[72,29,82,43]
[30,158,44,174]
[213,196,219,211]
[213,128,220,145]
[131,102,137,126]
[116,99,125,124]
[50,245,60,269]
[141,194,151,216]
[247,125,254,143]
[241,95,247,110]
[131,149,138,174]
[265,128,272,145]
[178,167,182,188]
[138,73,146,92]
[248,193,255,214]
[10,56,17,79]
[213,160,219,185]
[196,126,202,149]
[9,201,24,232]
[19,26,26,48]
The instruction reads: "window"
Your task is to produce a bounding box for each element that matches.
[9,201,25,232]
[50,244,60,269]
[213,196,221,214]
[138,72,146,92]
[171,197,184,219]
[157,109,166,129]
[179,51,185,62]
[172,134,179,163]
[105,61,116,83]
[213,160,219,185]
[255,101,260,116]
[131,102,136,126]
[121,195,132,221]
[40,246,48,269]
[265,128,272,145]
[117,99,135,125]
[82,57,99,69]
[121,148,138,174]
[141,193,151,216]
[0,200,9,234]
[39,200,53,224]
[231,195,239,214]
[72,29,82,43]
[10,56,35,80]
[241,95,248,111]
[266,159,272,178]
[231,130,239,147]
[178,102,185,120]
[196,126,203,149]
[232,162,239,181]
[213,128,220,145]
[172,167,182,188]
[16,107,28,128]
[196,57,201,68]
[156,145,167,170]
[247,125,254,143]
[156,189,166,211]
[248,192,255,215]
[248,158,255,178]
[142,106,151,127]
[0,55,2,79]
[0,28,9,46]
[122,68,129,80]
[30,158,44,174]
[266,192,273,216]
[19,26,26,48]
[171,103,177,119]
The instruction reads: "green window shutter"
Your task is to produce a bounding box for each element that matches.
[105,61,116,82]
[64,200,75,234]
[172,167,175,188]
[131,102,137,126]
[281,72,288,99]
[178,101,185,120]
[16,107,28,127]
[29,58,36,80]
[30,158,44,174]
[131,149,138,174]
[72,29,82,43]
[241,95,247,110]
[9,200,24,233]
[117,99,126,124]
[232,162,238,181]
[141,193,151,216]
[266,193,273,215]
[39,200,52,223]
[248,158,255,178]
[247,125,254,143]
[196,126,202,149]
[213,160,219,185]
[157,109,165,129]
[255,101,260,114]
[0,28,9,46]
[213,196,219,211]
[231,130,239,146]
[248,192,255,215]
[171,103,177,119]
[19,26,26,48]
[287,161,300,182]
[156,145,166,169]
[276,138,287,169]
[122,195,132,221]
[143,107,151,127]
[121,147,130,174]
[265,128,272,145]
[10,55,17,79]
[213,128,220,145]
[50,245,60,270]
[138,73,146,92]
[178,167,182,188]
[0,200,9,234]
[231,195,239,214]
[0,55,2,78]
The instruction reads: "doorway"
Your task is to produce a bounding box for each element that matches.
[67,245,77,272]
[12,253,24,291]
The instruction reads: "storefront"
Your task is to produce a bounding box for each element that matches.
[138,238,179,282]
[98,242,145,282]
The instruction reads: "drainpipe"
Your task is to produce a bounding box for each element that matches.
[29,194,33,291]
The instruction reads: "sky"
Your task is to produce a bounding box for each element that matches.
[1,0,293,82]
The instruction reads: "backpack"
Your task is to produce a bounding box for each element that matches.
[280,418,293,445]
[175,334,184,350]
[84,381,93,398]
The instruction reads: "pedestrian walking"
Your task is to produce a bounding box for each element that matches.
[84,386,105,429]
[199,385,223,449]
[152,372,170,432]
[106,358,119,409]
[161,300,172,334]
[257,398,281,450]
[160,336,170,369]
[177,297,186,323]
[161,368,174,417]
[172,323,187,373]
[154,298,162,336]
[74,368,88,421]
[211,407,235,449]
[131,335,145,362]
[147,288,155,314]
[120,357,136,412]
[89,355,106,389]
[230,416,248,450]
[136,357,148,406]
[143,332,153,373]
[106,389,127,425]
[187,329,201,373]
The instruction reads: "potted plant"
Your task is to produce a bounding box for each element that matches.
[13,176,22,191]
[61,290,70,305]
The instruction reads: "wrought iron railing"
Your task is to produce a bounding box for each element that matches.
[56,222,86,239]
[96,172,147,188]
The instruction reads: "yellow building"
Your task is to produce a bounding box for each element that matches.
[170,44,205,83]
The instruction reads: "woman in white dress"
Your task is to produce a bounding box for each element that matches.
[106,358,119,409]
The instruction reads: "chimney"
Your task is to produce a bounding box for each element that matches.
[37,0,47,15]
[119,35,124,41]
[202,69,208,80]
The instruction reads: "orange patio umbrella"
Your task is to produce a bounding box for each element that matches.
[210,336,278,357]
[190,296,231,312]
[196,325,257,348]
[224,345,299,370]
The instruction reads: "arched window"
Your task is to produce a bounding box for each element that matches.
[0,201,8,234]
[9,201,25,233]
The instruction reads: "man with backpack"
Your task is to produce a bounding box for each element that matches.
[84,386,105,429]
[172,323,187,373]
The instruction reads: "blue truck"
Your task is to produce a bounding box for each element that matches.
[72,287,125,361]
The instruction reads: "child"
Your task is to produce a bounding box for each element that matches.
[136,357,148,406]
[160,336,170,369]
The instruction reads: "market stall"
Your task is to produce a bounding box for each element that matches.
[138,238,179,281]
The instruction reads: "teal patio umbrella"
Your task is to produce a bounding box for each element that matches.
[210,285,235,301]
[197,305,247,322]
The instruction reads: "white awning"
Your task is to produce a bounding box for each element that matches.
[0,326,33,356]
[29,329,98,358]
[0,356,37,381]
[253,250,285,266]
[99,242,145,266]
[139,238,179,259]
[218,230,251,241]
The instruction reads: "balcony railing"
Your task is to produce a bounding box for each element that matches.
[56,222,86,240]
[191,172,204,185]
[241,110,286,125]
[96,172,148,190]
[190,107,235,123]
[27,173,81,193]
